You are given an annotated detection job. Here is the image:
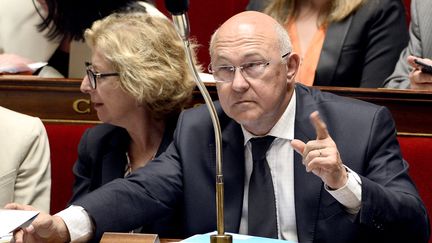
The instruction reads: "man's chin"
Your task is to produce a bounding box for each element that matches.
[231,113,260,126]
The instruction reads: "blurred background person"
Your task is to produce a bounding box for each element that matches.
[247,0,408,88]
[384,0,432,90]
[67,12,196,236]
[0,0,60,76]
[36,0,163,78]
[0,0,162,78]
[0,106,51,213]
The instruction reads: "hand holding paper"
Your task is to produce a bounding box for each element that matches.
[0,209,39,238]
[4,203,70,243]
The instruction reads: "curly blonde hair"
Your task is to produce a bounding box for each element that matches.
[264,0,366,25]
[84,13,197,119]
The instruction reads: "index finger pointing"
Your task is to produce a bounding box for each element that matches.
[310,111,329,140]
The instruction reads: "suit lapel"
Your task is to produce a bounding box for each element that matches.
[293,85,324,242]
[315,16,353,86]
[223,121,245,232]
[208,106,245,233]
[101,152,127,184]
[101,128,130,184]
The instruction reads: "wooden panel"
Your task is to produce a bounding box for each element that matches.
[1,76,432,135]
[317,86,432,135]
[100,233,159,243]
[0,76,97,123]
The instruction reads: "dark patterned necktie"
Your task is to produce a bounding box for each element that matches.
[248,136,278,238]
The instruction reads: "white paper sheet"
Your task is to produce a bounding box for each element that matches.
[0,209,39,238]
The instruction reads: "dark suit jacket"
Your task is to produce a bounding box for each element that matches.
[75,85,429,242]
[247,0,408,88]
[69,119,178,236]
[69,120,176,203]
[68,124,130,203]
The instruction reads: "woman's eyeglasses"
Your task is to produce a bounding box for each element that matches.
[85,62,119,89]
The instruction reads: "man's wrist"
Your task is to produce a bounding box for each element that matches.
[55,205,94,242]
[328,166,349,190]
[53,215,71,242]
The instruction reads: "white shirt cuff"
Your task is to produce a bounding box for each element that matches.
[56,205,93,242]
[325,166,362,214]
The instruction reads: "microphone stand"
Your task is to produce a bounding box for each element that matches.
[169,9,232,243]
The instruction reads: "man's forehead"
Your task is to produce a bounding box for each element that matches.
[219,15,274,36]
[215,33,277,53]
[223,11,276,27]
[210,12,280,58]
[215,21,277,46]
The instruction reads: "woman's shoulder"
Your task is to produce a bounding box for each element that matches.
[342,0,406,29]
[360,0,405,14]
[81,123,129,147]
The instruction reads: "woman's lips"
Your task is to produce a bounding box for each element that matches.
[93,102,103,108]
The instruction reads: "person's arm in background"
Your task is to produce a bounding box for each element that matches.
[0,54,33,74]
[0,0,59,73]
[407,55,432,89]
[359,0,408,87]
[383,0,421,89]
[14,117,51,213]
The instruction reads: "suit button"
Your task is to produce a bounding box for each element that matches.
[374,222,383,231]
[372,218,384,231]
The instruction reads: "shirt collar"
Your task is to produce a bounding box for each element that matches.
[242,90,296,145]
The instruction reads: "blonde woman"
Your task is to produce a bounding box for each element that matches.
[68,12,196,235]
[248,0,408,87]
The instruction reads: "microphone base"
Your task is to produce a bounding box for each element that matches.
[210,234,232,243]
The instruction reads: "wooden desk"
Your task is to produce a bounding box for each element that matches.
[0,76,97,123]
[100,233,180,243]
[317,86,432,136]
[1,76,431,135]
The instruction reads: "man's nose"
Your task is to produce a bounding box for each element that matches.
[231,68,250,92]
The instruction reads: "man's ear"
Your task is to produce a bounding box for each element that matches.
[286,52,300,81]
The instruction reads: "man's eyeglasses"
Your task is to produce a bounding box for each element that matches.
[208,53,290,82]
[85,62,120,89]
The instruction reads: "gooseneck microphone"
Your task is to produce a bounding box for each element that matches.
[165,0,190,41]
[164,1,232,243]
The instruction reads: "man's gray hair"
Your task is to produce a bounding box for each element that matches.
[275,22,292,56]
[209,20,292,59]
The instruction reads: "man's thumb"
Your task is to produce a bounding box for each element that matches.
[291,139,305,155]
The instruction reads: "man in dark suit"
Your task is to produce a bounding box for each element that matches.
[9,11,430,243]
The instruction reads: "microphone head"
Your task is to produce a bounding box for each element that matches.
[165,0,189,15]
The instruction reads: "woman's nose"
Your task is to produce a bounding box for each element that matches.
[80,75,93,94]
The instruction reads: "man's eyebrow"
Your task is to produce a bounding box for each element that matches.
[243,53,265,59]
[213,53,265,63]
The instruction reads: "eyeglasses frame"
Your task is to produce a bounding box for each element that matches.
[208,52,290,82]
[85,62,120,89]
